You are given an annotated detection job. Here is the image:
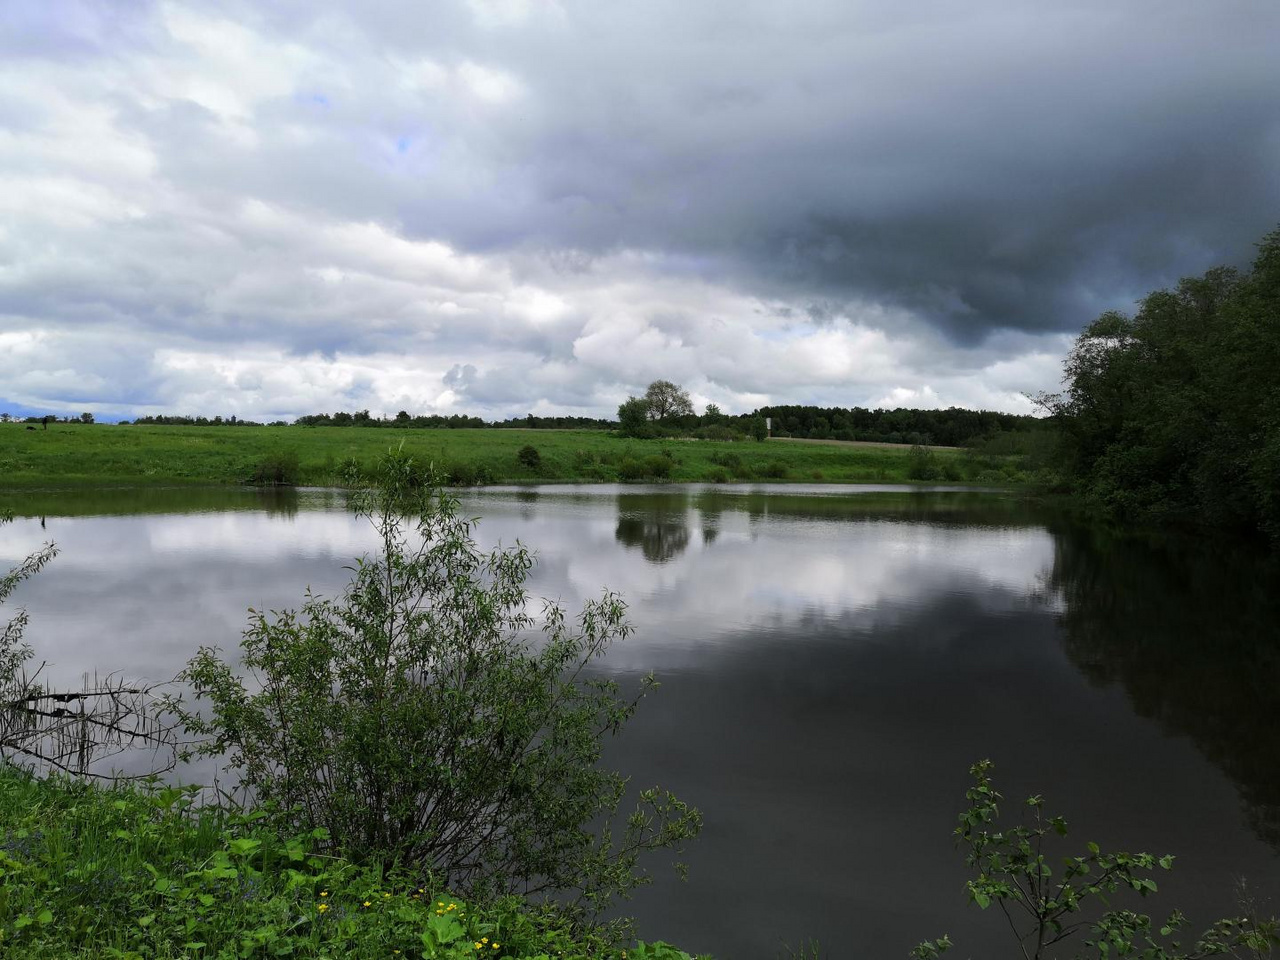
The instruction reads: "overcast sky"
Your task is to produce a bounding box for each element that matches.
[2,0,1278,421]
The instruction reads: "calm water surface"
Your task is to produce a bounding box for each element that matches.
[2,485,1278,958]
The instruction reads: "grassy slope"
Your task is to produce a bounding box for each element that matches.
[0,424,1013,489]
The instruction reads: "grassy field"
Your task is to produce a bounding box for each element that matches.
[0,423,1024,489]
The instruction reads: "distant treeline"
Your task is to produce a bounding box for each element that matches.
[286,406,1034,445]
[52,407,1043,448]
[747,405,1040,446]
[5,413,97,425]
[292,411,614,429]
[127,414,286,427]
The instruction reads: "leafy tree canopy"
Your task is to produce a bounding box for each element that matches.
[642,381,694,421]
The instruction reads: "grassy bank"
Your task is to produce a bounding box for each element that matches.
[0,424,1031,488]
[0,768,704,959]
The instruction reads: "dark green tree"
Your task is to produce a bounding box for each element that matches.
[617,396,651,438]
[643,381,693,421]
[1040,225,1280,539]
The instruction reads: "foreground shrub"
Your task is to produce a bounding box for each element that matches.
[906,444,938,481]
[0,769,704,959]
[517,444,542,469]
[616,455,673,481]
[175,451,700,931]
[445,460,495,486]
[916,760,1279,960]
[249,449,301,485]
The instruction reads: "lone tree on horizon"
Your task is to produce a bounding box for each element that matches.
[643,380,693,421]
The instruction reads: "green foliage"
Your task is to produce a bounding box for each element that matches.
[173,451,700,929]
[617,455,675,481]
[909,936,953,960]
[1043,225,1280,539]
[516,444,541,469]
[248,448,301,485]
[0,511,56,695]
[445,459,496,486]
[749,417,767,442]
[0,769,683,958]
[627,942,701,959]
[920,760,1279,960]
[906,444,938,481]
[617,398,652,438]
[642,381,694,421]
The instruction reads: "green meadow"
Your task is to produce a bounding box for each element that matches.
[0,424,1027,489]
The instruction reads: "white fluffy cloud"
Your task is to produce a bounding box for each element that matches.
[1,0,1275,420]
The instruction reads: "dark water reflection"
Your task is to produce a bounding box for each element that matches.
[1047,524,1280,849]
[1,485,1277,958]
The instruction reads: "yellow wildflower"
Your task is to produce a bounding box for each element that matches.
[363,901,372,907]
[317,903,329,913]
[474,943,483,950]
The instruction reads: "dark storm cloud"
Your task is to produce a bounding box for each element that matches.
[3,0,1278,419]
[297,0,1278,339]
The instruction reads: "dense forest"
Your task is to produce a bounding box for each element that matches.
[1042,225,1280,540]
[743,405,1039,445]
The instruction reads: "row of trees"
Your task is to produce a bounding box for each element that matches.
[1,412,95,425]
[295,410,617,429]
[752,404,1039,446]
[25,389,1032,447]
[1042,225,1280,540]
[127,414,285,427]
[616,380,1033,446]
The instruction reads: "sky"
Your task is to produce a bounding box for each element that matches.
[2,0,1278,422]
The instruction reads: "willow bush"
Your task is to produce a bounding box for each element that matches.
[174,451,700,932]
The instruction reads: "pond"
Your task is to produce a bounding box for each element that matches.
[2,484,1278,958]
